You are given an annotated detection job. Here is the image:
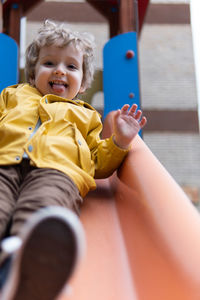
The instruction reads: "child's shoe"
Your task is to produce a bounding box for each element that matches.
[0,236,22,289]
[0,206,85,300]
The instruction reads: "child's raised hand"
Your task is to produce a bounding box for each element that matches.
[113,104,147,149]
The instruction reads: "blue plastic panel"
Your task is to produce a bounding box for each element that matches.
[103,32,140,118]
[0,33,18,92]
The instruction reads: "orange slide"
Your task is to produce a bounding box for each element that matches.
[59,113,200,300]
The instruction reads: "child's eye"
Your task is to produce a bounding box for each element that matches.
[44,61,54,66]
[68,64,77,70]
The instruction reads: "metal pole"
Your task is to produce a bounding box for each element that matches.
[119,0,139,34]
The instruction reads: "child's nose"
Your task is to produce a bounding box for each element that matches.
[53,64,66,76]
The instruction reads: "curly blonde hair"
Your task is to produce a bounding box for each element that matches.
[25,20,96,90]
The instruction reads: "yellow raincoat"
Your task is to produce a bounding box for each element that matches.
[0,84,129,197]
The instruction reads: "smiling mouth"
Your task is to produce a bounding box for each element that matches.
[49,81,68,88]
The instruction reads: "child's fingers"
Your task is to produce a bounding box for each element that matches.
[139,116,147,128]
[113,109,121,123]
[119,104,147,129]
[120,104,130,115]
[128,104,138,115]
[134,109,142,120]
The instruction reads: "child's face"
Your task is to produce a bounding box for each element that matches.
[32,43,85,99]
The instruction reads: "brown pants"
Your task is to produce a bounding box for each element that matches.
[0,160,83,239]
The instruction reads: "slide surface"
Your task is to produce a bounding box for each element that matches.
[59,113,200,300]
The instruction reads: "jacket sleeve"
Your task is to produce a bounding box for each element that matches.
[0,88,7,119]
[86,111,129,179]
[0,85,25,120]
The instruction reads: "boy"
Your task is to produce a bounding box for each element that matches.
[0,20,146,299]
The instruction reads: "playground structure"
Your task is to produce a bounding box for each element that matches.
[1,1,200,299]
